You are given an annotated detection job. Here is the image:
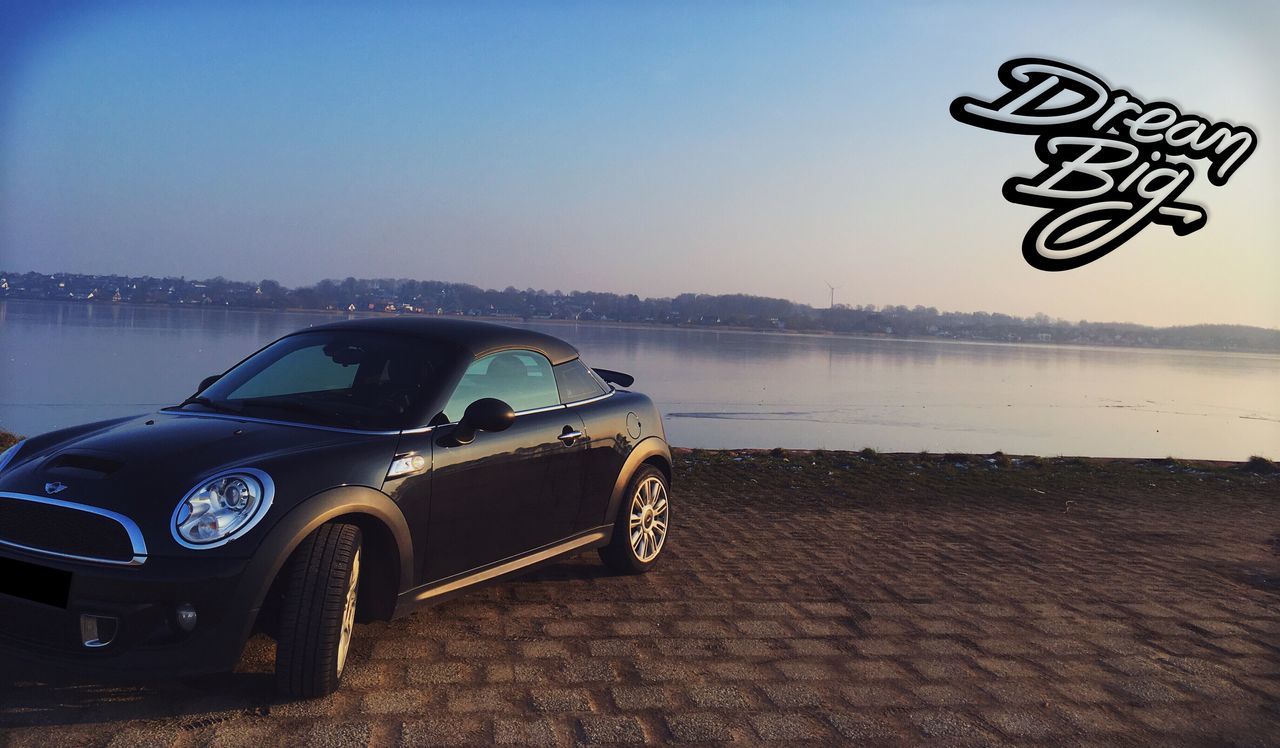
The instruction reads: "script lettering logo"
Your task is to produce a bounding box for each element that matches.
[950,58,1257,271]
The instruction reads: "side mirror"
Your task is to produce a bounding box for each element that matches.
[197,374,222,393]
[453,398,515,445]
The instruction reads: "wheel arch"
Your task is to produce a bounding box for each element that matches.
[603,436,672,525]
[236,485,413,642]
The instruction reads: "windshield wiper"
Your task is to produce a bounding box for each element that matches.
[173,396,242,413]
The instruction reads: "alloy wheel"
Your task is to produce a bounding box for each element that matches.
[336,548,360,675]
[628,476,669,562]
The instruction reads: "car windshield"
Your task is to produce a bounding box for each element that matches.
[180,331,446,431]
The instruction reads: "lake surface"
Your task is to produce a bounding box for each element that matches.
[0,300,1276,460]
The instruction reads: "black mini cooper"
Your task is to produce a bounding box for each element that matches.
[0,318,671,697]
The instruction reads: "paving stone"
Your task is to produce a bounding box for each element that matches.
[908,709,993,739]
[912,682,984,706]
[561,658,616,683]
[446,687,515,713]
[406,661,476,685]
[759,683,826,708]
[665,713,735,742]
[530,687,593,712]
[400,717,486,746]
[842,683,913,708]
[827,711,904,740]
[776,659,837,680]
[577,715,647,743]
[983,707,1064,738]
[688,684,752,709]
[493,718,558,745]
[735,619,789,637]
[845,658,913,680]
[611,685,673,710]
[298,721,373,748]
[1050,704,1128,734]
[587,639,643,657]
[1113,678,1192,704]
[360,688,429,714]
[634,659,698,683]
[749,712,832,741]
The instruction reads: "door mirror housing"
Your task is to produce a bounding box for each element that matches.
[197,374,221,393]
[453,397,516,445]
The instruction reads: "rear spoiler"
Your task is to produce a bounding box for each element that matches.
[592,368,634,388]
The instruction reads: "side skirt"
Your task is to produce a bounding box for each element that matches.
[393,526,611,616]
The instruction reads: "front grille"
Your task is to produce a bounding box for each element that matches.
[0,495,141,564]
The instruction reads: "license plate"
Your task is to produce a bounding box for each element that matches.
[0,555,72,608]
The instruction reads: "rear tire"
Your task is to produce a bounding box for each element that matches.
[599,465,670,574]
[274,523,362,699]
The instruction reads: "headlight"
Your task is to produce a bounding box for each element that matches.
[171,468,274,549]
[0,440,23,474]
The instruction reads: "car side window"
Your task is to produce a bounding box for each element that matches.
[553,359,609,404]
[441,349,560,422]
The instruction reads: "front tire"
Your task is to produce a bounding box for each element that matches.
[599,466,670,574]
[274,523,362,699]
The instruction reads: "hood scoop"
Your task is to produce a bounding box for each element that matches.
[45,452,126,479]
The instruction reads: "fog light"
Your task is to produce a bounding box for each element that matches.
[175,603,198,632]
[80,614,118,648]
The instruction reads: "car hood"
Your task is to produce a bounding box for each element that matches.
[0,411,399,557]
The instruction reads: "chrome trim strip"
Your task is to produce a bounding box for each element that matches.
[0,491,147,566]
[418,391,616,432]
[166,410,402,436]
[399,425,437,435]
[170,467,276,550]
[409,528,609,604]
[422,403,567,431]
[517,403,568,416]
[565,390,616,408]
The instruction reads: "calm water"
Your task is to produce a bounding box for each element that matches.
[0,300,1276,460]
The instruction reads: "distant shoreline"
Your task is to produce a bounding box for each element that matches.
[1,426,1272,467]
[5,297,1279,358]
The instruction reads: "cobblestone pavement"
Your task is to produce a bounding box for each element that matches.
[2,451,1278,746]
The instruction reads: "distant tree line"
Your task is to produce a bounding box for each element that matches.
[3,269,1278,353]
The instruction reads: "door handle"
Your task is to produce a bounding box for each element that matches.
[558,428,584,446]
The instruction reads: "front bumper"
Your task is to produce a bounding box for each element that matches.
[0,546,260,678]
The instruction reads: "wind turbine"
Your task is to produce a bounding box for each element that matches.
[825,282,837,310]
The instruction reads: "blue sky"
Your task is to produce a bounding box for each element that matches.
[1,1,1276,327]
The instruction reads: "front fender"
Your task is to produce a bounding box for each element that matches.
[603,436,672,525]
[228,485,414,639]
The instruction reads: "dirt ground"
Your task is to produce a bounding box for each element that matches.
[2,449,1278,746]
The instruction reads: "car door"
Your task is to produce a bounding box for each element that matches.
[422,349,588,582]
[551,358,627,529]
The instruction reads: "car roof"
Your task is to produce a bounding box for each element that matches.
[298,316,581,365]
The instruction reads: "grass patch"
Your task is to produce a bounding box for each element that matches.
[1243,455,1277,475]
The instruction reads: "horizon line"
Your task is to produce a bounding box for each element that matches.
[3,265,1278,335]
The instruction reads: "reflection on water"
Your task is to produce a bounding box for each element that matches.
[0,301,1276,460]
